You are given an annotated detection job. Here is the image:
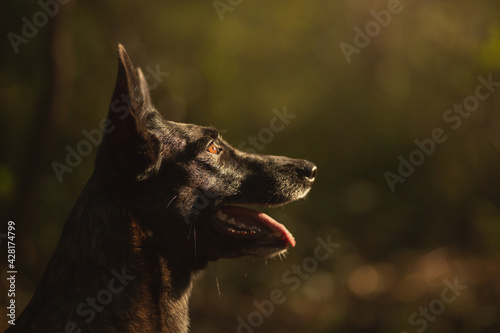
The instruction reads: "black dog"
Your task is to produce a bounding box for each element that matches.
[7,45,316,333]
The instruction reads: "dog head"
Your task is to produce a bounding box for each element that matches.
[98,45,316,265]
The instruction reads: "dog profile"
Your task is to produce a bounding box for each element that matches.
[7,44,317,332]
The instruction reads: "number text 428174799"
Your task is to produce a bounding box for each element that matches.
[6,221,17,326]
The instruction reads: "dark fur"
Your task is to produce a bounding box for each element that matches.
[7,45,316,333]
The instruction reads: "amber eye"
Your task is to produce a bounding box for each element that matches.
[207,142,219,154]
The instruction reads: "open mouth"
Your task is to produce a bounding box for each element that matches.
[213,205,296,248]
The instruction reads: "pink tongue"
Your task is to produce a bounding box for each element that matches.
[221,206,296,247]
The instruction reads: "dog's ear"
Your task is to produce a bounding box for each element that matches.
[103,44,161,178]
[108,44,153,133]
[136,67,153,108]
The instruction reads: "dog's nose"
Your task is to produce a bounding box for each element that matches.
[302,162,317,181]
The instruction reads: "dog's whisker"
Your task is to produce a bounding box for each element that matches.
[214,263,222,300]
[166,195,177,208]
[193,226,197,259]
[187,217,194,239]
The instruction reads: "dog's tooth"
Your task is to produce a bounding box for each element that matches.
[216,211,227,221]
[227,218,236,225]
[236,221,247,229]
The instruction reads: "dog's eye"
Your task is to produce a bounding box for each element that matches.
[207,142,220,154]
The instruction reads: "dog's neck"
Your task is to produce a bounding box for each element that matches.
[15,170,198,333]
[127,217,197,333]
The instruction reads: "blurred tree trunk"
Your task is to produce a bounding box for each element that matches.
[13,1,75,285]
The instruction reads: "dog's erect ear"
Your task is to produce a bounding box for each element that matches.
[108,44,154,137]
[103,44,161,178]
[137,67,153,108]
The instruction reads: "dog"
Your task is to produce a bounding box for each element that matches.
[7,44,316,333]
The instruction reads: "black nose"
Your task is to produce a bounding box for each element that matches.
[301,162,317,181]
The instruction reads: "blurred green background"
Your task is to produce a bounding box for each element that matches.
[1,0,500,332]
